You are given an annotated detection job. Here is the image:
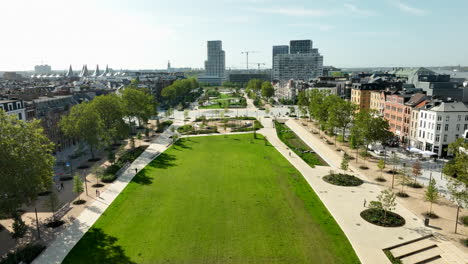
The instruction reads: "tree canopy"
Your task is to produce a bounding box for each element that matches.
[246,79,263,91]
[261,81,275,98]
[443,138,468,207]
[122,87,156,127]
[0,110,55,215]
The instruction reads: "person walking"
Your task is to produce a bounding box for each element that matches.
[96,189,100,198]
[60,182,64,190]
[289,152,291,157]
[135,168,138,174]
[363,199,367,208]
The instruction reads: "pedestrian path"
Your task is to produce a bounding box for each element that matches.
[32,128,175,264]
[275,119,467,264]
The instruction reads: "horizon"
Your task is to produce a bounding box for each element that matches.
[1,0,467,71]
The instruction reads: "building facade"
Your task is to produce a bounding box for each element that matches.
[272,45,289,66]
[0,98,26,120]
[204,40,225,78]
[416,101,468,157]
[272,39,323,82]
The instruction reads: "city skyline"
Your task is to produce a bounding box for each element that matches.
[1,0,468,71]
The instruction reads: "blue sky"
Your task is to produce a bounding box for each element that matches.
[1,0,467,71]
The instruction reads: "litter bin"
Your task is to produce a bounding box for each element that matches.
[424,217,430,226]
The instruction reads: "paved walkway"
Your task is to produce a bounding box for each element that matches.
[271,119,467,264]
[32,128,175,264]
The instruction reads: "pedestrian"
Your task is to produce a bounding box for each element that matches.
[289,152,291,157]
[363,199,367,208]
[135,168,138,173]
[60,182,64,190]
[96,189,100,197]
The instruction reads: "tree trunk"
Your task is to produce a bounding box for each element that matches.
[90,145,95,159]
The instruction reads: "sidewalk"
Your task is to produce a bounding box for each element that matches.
[32,128,175,264]
[280,119,467,263]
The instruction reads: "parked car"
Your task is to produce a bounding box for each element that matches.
[374,149,385,156]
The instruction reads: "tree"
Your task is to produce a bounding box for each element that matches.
[377,189,397,221]
[11,212,27,239]
[328,100,356,141]
[398,164,410,196]
[352,109,391,155]
[425,178,439,217]
[122,87,156,128]
[73,174,85,202]
[247,79,263,92]
[261,81,275,99]
[297,90,310,118]
[107,150,116,165]
[184,109,189,121]
[92,165,105,185]
[443,138,468,208]
[390,152,400,188]
[412,160,422,185]
[377,159,386,180]
[60,102,105,159]
[341,154,349,172]
[90,94,128,144]
[0,110,55,216]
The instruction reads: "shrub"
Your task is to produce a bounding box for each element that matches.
[323,173,363,186]
[375,177,387,182]
[462,215,468,226]
[73,200,86,205]
[359,165,369,170]
[396,191,409,198]
[11,212,27,239]
[177,125,193,133]
[360,208,405,227]
[101,174,117,183]
[105,164,121,175]
[0,243,45,264]
[406,182,423,188]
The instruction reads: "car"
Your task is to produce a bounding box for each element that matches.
[374,149,385,156]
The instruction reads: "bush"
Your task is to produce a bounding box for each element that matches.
[45,220,65,228]
[462,215,468,226]
[73,199,86,205]
[104,164,121,175]
[0,243,45,264]
[406,182,423,188]
[375,177,387,182]
[177,125,193,133]
[360,208,405,227]
[359,165,369,170]
[11,213,27,239]
[396,191,409,198]
[323,173,363,186]
[101,174,117,183]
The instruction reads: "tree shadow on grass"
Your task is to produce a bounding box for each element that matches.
[132,153,177,185]
[173,139,192,150]
[63,228,137,264]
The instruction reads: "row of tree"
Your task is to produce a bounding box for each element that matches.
[298,89,392,153]
[245,79,275,101]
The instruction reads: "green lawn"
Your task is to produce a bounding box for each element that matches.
[63,134,359,264]
[275,122,326,167]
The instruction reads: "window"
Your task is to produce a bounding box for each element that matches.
[465,115,468,121]
[437,116,442,121]
[464,124,468,130]
[457,124,460,131]
[445,124,449,131]
[419,130,422,137]
[444,135,447,142]
[7,103,13,111]
[421,112,424,117]
[446,116,450,121]
[435,135,440,142]
[18,113,22,120]
[436,124,441,131]
[456,134,459,138]
[458,115,462,121]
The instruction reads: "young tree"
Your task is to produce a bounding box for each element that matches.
[60,102,105,159]
[398,164,410,196]
[92,165,105,185]
[0,110,55,216]
[391,152,400,188]
[11,212,27,239]
[341,154,349,172]
[412,160,422,185]
[377,159,386,180]
[425,178,439,217]
[377,189,397,221]
[73,174,85,202]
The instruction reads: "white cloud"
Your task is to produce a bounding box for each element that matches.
[344,3,378,16]
[393,1,427,16]
[251,7,335,17]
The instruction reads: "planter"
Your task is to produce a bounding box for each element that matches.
[375,177,387,182]
[73,199,86,205]
[92,183,104,188]
[396,191,409,198]
[360,208,405,227]
[45,220,65,228]
[323,173,363,186]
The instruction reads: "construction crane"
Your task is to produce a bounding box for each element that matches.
[240,51,258,70]
[249,62,266,70]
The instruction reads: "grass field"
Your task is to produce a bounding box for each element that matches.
[275,122,326,167]
[63,134,359,264]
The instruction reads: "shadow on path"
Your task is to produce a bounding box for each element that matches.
[62,228,136,264]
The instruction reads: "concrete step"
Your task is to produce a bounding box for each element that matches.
[400,247,442,264]
[427,258,448,264]
[391,238,437,258]
[437,242,468,264]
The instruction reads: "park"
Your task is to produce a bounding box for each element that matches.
[62,134,359,264]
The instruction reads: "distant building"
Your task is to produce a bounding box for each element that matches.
[2,72,22,81]
[0,98,26,120]
[199,40,225,85]
[272,40,323,82]
[34,65,52,74]
[272,45,289,66]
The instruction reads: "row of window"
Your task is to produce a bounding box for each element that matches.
[0,102,23,112]
[421,112,468,122]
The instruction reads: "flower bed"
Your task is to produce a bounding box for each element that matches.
[360,208,405,227]
[323,173,363,186]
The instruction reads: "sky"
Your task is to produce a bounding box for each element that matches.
[1,0,467,71]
